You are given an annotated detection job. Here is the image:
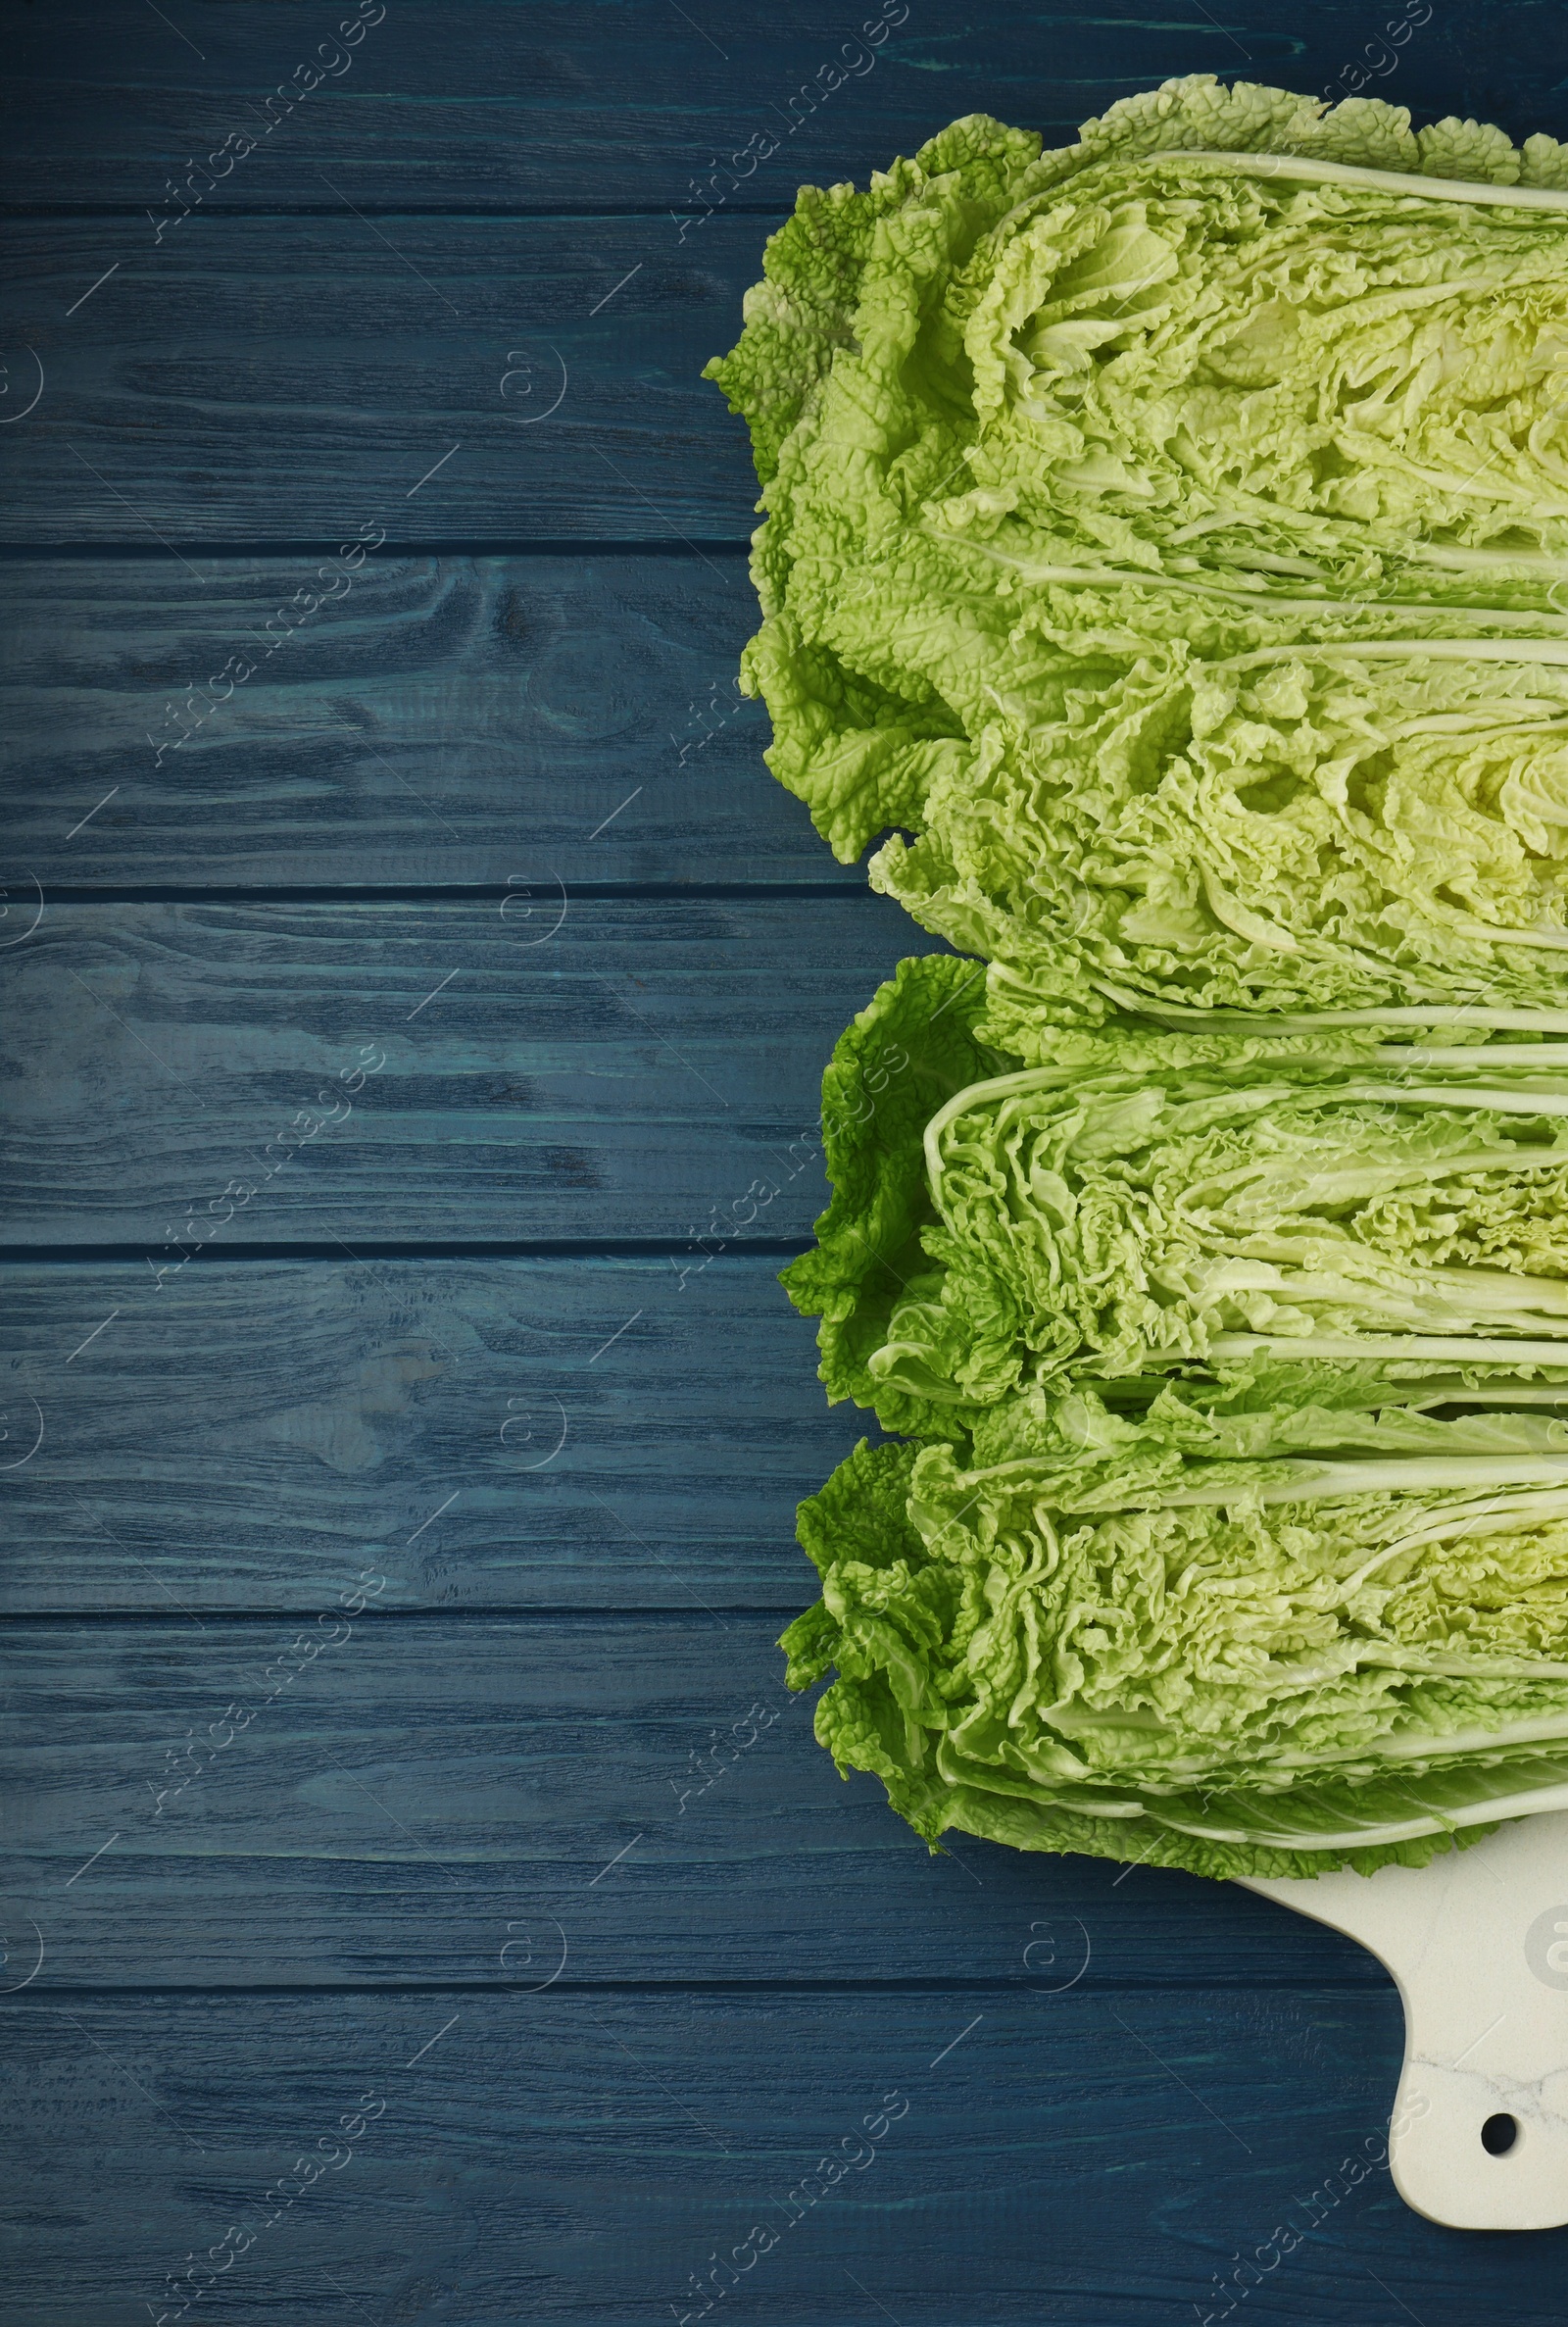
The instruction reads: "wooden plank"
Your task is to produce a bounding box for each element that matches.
[1,216,764,543]
[0,1257,878,1612]
[0,894,928,1243]
[0,1615,1385,1992]
[0,553,849,888]
[5,2,1561,208]
[11,1988,1557,2326]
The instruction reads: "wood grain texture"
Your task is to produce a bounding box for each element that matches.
[9,1989,1563,2327]
[6,0,1565,207]
[0,554,851,887]
[0,895,930,1242]
[2,216,762,542]
[0,1616,1384,1992]
[0,1257,876,1612]
[8,11,1566,2321]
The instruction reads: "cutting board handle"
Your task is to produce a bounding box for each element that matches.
[1240,1810,1568,2230]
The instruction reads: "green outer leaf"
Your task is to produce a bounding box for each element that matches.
[779,952,1002,1441]
[704,113,1045,492]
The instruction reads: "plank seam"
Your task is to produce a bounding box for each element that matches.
[0,204,793,220]
[0,1239,815,1264]
[27,884,873,905]
[0,1976,1391,1999]
[0,539,756,561]
[0,1607,816,1625]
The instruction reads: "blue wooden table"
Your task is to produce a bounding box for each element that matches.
[3,6,1567,2321]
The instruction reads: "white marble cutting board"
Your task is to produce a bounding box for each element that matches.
[1241,1811,1568,2229]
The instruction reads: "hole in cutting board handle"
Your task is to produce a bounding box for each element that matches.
[1482,2113,1520,2156]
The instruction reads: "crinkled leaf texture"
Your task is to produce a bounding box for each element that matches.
[784,1426,1568,1879]
[706,75,1568,1018]
[781,960,1568,1874]
[787,956,1568,1429]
